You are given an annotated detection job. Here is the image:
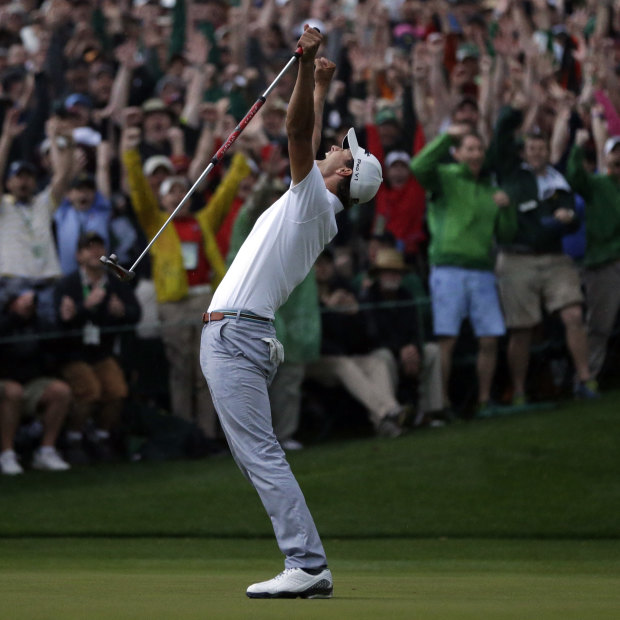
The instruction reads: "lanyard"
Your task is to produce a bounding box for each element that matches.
[16,203,46,261]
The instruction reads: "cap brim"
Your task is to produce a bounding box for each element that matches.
[605,137,620,155]
[343,128,359,156]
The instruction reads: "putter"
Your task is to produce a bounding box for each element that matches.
[101,40,309,281]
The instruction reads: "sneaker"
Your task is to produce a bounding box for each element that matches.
[376,417,404,438]
[388,404,416,428]
[0,450,24,475]
[475,401,499,419]
[573,379,600,400]
[246,567,333,599]
[32,447,70,472]
[280,438,304,451]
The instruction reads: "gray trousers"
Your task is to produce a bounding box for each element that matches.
[269,362,305,442]
[200,316,327,569]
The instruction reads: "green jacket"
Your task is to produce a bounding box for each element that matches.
[491,106,579,253]
[227,175,321,364]
[566,145,620,268]
[410,134,516,270]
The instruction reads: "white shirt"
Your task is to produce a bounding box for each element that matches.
[209,163,343,318]
[0,189,62,278]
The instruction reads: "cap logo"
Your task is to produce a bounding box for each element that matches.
[354,157,361,180]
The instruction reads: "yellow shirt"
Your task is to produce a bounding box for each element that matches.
[123,149,251,303]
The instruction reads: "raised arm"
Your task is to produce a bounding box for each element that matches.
[410,127,466,195]
[286,26,322,186]
[180,32,211,129]
[411,42,434,141]
[566,129,594,200]
[48,117,75,206]
[312,58,336,157]
[0,109,25,200]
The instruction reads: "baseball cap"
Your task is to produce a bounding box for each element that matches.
[73,126,102,147]
[7,160,37,178]
[342,128,383,204]
[65,93,92,109]
[262,97,288,115]
[143,155,175,176]
[604,136,620,156]
[141,97,175,117]
[375,107,399,126]
[159,176,189,198]
[71,172,96,190]
[456,43,480,62]
[294,18,325,38]
[77,230,105,249]
[385,150,411,168]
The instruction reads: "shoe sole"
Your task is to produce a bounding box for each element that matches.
[247,588,333,599]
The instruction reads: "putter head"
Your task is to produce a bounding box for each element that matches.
[100,254,136,282]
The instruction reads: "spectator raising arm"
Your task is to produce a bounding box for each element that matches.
[566,128,594,200]
[410,124,470,194]
[102,39,143,128]
[0,109,26,201]
[412,43,434,141]
[194,152,252,289]
[180,32,211,129]
[47,117,75,206]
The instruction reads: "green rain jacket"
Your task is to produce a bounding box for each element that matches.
[410,133,517,271]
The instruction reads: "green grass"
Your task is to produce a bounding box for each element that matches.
[1,392,619,618]
[1,392,618,538]
[1,538,619,619]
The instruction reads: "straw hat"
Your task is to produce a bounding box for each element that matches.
[369,248,410,275]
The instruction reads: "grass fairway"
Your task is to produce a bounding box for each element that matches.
[1,393,619,618]
[1,538,619,619]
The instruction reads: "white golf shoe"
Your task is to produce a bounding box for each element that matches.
[32,447,70,472]
[246,567,333,599]
[0,450,24,475]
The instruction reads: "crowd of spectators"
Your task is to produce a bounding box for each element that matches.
[2,0,620,474]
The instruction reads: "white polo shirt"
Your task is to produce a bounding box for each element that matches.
[0,189,62,278]
[209,163,343,319]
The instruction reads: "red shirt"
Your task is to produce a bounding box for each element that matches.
[367,123,428,254]
[374,179,427,255]
[173,217,210,286]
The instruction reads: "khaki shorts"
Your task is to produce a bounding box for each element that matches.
[496,252,584,329]
[61,357,128,404]
[23,377,57,417]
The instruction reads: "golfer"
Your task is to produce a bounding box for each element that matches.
[200,26,382,599]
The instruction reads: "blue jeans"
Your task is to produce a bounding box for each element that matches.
[200,315,327,569]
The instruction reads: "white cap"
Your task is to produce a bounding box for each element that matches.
[159,176,189,198]
[343,128,383,204]
[604,136,620,156]
[384,150,411,168]
[73,126,102,148]
[143,155,175,176]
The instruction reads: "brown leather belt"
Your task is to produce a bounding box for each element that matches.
[202,311,272,324]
